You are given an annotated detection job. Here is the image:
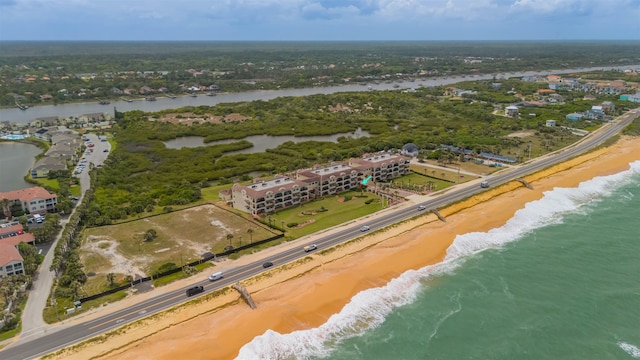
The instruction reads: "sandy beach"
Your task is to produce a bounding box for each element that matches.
[44,135,640,360]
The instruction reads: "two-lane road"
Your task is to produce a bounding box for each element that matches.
[2,109,638,360]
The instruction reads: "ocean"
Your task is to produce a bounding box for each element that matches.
[237,161,640,360]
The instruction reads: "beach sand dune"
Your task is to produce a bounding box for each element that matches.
[46,136,640,360]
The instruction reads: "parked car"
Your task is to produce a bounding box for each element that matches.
[360,225,370,232]
[186,285,204,297]
[262,261,274,268]
[303,244,318,252]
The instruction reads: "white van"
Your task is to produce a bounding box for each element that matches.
[208,271,224,281]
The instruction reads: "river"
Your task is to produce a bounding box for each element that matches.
[1,65,637,125]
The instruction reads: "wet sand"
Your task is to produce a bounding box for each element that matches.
[46,135,640,360]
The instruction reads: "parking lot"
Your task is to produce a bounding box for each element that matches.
[76,133,111,194]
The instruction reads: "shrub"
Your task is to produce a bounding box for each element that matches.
[365,199,375,204]
[286,222,298,228]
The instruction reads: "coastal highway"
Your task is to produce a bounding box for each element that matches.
[2,109,638,360]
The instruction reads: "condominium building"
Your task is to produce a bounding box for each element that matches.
[348,152,411,182]
[0,186,58,216]
[0,226,35,279]
[231,176,310,216]
[297,163,361,199]
[227,152,410,215]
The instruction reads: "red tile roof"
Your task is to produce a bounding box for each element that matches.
[0,245,22,266]
[0,186,55,203]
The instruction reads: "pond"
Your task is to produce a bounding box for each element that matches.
[164,128,370,156]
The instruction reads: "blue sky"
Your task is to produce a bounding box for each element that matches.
[0,0,638,41]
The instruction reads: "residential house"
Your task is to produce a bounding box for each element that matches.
[30,127,51,142]
[29,117,59,128]
[586,106,606,121]
[79,113,106,123]
[0,187,58,215]
[505,105,519,117]
[31,157,67,178]
[566,112,585,121]
[620,93,640,103]
[600,101,615,114]
[401,143,419,157]
[548,93,565,103]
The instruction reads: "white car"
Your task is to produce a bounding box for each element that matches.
[303,244,318,252]
[208,271,224,281]
[417,205,426,211]
[360,225,370,232]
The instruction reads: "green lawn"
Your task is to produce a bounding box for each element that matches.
[265,190,383,239]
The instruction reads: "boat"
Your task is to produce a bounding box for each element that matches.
[145,96,156,101]
[168,95,177,99]
[16,103,29,110]
[190,93,197,97]
[206,92,216,96]
[123,98,133,103]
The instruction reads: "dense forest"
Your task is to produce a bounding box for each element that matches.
[1,41,638,107]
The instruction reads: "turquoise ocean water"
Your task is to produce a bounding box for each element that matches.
[237,161,640,360]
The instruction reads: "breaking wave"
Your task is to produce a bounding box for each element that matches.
[236,161,640,360]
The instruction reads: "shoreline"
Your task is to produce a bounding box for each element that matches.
[43,135,640,360]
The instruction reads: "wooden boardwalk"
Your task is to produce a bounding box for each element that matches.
[231,282,257,309]
[431,209,446,222]
[516,178,534,189]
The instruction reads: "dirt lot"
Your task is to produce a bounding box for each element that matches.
[79,204,276,289]
[149,112,251,125]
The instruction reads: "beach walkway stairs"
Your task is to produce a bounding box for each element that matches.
[516,178,534,189]
[232,282,257,309]
[431,209,446,222]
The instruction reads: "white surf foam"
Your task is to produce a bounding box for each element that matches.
[236,161,640,360]
[618,341,640,358]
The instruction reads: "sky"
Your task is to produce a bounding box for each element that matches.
[0,0,639,41]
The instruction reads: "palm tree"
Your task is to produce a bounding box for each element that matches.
[226,233,234,247]
[106,273,115,287]
[70,280,81,300]
[247,229,254,243]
